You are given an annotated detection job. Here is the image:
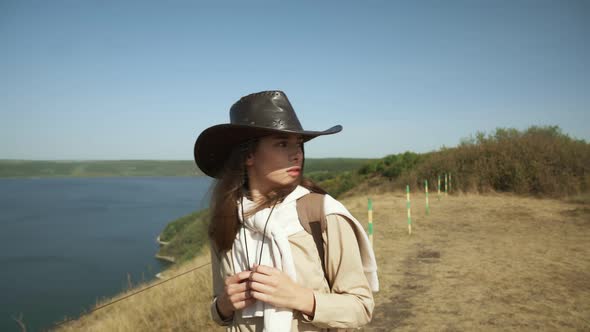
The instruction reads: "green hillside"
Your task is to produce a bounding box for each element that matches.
[314,126,590,198]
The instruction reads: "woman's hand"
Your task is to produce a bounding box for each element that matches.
[249,265,316,317]
[216,270,257,320]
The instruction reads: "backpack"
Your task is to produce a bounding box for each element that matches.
[296,193,330,287]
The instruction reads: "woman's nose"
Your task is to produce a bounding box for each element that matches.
[289,145,302,160]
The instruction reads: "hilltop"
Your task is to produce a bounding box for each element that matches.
[48,125,590,331]
[54,191,590,331]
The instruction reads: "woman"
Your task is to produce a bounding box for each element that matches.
[193,90,379,331]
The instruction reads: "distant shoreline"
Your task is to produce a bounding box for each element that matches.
[0,158,372,179]
[0,174,205,179]
[0,160,205,178]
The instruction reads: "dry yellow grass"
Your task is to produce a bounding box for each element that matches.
[54,250,220,332]
[54,191,590,331]
[350,191,590,331]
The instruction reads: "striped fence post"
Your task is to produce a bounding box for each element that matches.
[368,198,373,247]
[449,172,452,194]
[425,179,430,216]
[406,185,412,235]
[437,175,441,201]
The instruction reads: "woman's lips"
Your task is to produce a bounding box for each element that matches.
[287,166,301,176]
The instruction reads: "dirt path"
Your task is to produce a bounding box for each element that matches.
[340,192,590,331]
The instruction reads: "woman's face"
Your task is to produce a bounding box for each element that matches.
[246,133,304,195]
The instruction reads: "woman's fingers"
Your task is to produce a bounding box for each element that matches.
[225,270,256,298]
[222,267,311,313]
[233,298,256,310]
[225,270,253,286]
[247,265,311,310]
[248,271,277,286]
[221,271,259,311]
[252,264,279,276]
[249,280,275,294]
[247,268,289,307]
[227,280,249,295]
[229,288,253,302]
[250,290,271,303]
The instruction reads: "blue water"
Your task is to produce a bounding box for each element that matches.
[0,177,212,332]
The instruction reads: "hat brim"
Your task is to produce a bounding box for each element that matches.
[194,124,342,178]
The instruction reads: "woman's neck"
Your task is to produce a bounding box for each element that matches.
[245,180,299,205]
[247,187,266,204]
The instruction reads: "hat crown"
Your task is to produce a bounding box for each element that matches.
[229,91,304,131]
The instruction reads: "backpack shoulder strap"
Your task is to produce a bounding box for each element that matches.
[296,192,327,233]
[296,193,329,284]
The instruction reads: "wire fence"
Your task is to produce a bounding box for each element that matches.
[51,262,212,330]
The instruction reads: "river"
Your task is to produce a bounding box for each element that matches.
[0,177,212,332]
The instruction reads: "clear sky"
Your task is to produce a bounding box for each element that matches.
[1,0,588,160]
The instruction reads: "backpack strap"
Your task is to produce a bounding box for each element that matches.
[296,193,329,286]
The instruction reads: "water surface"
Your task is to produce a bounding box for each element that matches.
[0,177,211,331]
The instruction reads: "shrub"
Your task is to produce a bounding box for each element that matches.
[478,125,589,195]
[358,126,590,196]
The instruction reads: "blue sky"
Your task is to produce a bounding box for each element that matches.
[1,0,588,160]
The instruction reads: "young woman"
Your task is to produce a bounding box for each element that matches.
[193,91,379,331]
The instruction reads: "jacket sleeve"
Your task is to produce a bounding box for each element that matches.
[303,214,375,328]
[209,244,233,326]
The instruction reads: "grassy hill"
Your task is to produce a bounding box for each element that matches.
[53,191,590,331]
[157,210,210,264]
[40,124,590,330]
[320,126,590,198]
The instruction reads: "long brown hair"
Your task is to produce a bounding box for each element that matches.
[208,139,326,252]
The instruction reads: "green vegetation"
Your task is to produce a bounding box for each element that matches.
[321,125,590,197]
[397,125,590,196]
[305,158,375,174]
[313,171,362,198]
[157,209,210,264]
[305,158,375,192]
[358,151,422,178]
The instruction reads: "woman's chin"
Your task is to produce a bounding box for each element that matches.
[269,176,300,189]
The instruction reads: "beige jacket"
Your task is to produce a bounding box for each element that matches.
[209,214,374,331]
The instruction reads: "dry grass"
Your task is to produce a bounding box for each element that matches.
[54,250,220,332]
[54,192,590,331]
[347,191,590,331]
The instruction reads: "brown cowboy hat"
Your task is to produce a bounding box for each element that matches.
[194,90,342,178]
